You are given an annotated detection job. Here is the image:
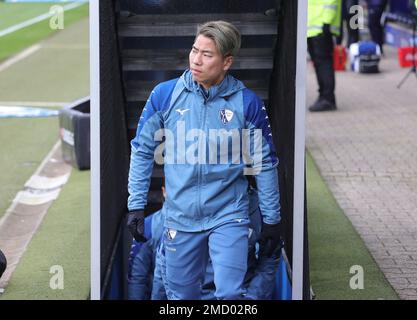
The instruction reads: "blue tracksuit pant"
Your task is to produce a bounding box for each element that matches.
[164,218,249,300]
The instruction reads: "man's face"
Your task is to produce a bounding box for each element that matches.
[189,35,233,90]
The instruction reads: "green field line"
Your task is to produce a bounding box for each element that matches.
[0,168,90,300]
[0,18,89,103]
[0,3,62,30]
[0,4,90,299]
[0,3,89,62]
[0,117,59,219]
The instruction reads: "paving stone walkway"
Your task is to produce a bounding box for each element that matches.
[306,46,417,300]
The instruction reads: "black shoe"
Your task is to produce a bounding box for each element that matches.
[309,99,337,112]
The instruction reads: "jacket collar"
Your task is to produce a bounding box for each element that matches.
[180,69,245,100]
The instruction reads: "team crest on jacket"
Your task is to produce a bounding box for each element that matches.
[167,228,177,240]
[219,109,234,124]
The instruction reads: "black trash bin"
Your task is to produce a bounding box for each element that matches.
[59,96,90,170]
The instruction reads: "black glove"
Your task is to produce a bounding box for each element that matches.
[259,222,282,257]
[323,23,331,34]
[127,210,146,242]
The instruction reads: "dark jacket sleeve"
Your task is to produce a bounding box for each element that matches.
[245,253,281,300]
[127,240,155,300]
[243,89,281,224]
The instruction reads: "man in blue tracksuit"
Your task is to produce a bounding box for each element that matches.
[127,20,281,299]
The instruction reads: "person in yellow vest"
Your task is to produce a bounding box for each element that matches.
[308,0,342,112]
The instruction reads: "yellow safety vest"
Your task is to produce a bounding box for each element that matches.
[415,0,417,9]
[307,0,342,38]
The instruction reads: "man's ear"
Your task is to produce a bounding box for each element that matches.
[223,56,234,71]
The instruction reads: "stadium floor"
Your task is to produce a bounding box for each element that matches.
[0,12,89,299]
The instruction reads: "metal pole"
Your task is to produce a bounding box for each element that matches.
[292,0,308,300]
[90,0,101,301]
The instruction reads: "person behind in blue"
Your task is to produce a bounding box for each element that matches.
[127,186,281,300]
[127,191,166,300]
[127,20,281,300]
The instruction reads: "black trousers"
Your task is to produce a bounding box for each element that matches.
[337,0,360,47]
[308,30,336,103]
[367,0,388,51]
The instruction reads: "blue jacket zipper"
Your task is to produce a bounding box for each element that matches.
[197,94,208,222]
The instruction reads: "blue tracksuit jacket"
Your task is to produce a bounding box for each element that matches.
[128,69,281,231]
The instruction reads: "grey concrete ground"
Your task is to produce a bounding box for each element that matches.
[306,46,417,300]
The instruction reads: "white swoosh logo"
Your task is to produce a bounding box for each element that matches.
[176,108,190,116]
